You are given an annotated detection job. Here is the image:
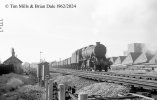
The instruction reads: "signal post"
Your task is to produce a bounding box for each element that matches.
[37,61,50,100]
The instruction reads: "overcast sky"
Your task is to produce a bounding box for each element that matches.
[0,0,157,63]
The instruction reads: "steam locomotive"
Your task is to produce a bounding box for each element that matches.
[51,42,111,72]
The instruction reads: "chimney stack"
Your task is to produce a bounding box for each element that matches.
[12,48,15,57]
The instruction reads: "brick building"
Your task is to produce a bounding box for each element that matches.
[3,48,23,73]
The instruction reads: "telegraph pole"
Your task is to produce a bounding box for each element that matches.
[38,51,43,86]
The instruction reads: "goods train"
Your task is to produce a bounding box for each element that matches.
[51,42,112,72]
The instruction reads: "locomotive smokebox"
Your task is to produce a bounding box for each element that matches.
[82,42,106,59]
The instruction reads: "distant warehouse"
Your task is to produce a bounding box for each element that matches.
[3,48,23,74]
[111,43,156,65]
[109,57,118,64]
[114,56,126,65]
[122,52,141,65]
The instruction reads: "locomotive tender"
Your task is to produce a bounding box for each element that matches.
[52,42,111,72]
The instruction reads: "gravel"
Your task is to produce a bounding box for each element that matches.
[18,85,46,100]
[54,75,96,90]
[50,73,63,80]
[52,73,130,97]
[77,82,130,97]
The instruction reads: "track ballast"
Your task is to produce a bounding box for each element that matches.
[50,68,157,91]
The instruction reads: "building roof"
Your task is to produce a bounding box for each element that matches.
[133,53,147,64]
[3,56,23,64]
[110,57,118,62]
[119,56,126,62]
[3,48,22,64]
[149,54,157,64]
[145,52,154,62]
[130,52,142,62]
[112,57,118,61]
[110,57,118,64]
[114,56,126,65]
[122,52,141,65]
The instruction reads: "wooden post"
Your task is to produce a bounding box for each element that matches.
[45,78,49,100]
[58,84,65,100]
[78,93,88,100]
[42,62,50,81]
[37,63,42,86]
[48,79,53,100]
[42,64,45,81]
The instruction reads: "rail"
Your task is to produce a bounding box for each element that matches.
[50,68,157,81]
[68,93,141,100]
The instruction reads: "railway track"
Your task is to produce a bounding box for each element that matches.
[50,68,157,91]
[89,71,157,81]
[51,68,157,81]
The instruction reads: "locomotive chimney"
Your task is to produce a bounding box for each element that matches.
[96,42,100,45]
